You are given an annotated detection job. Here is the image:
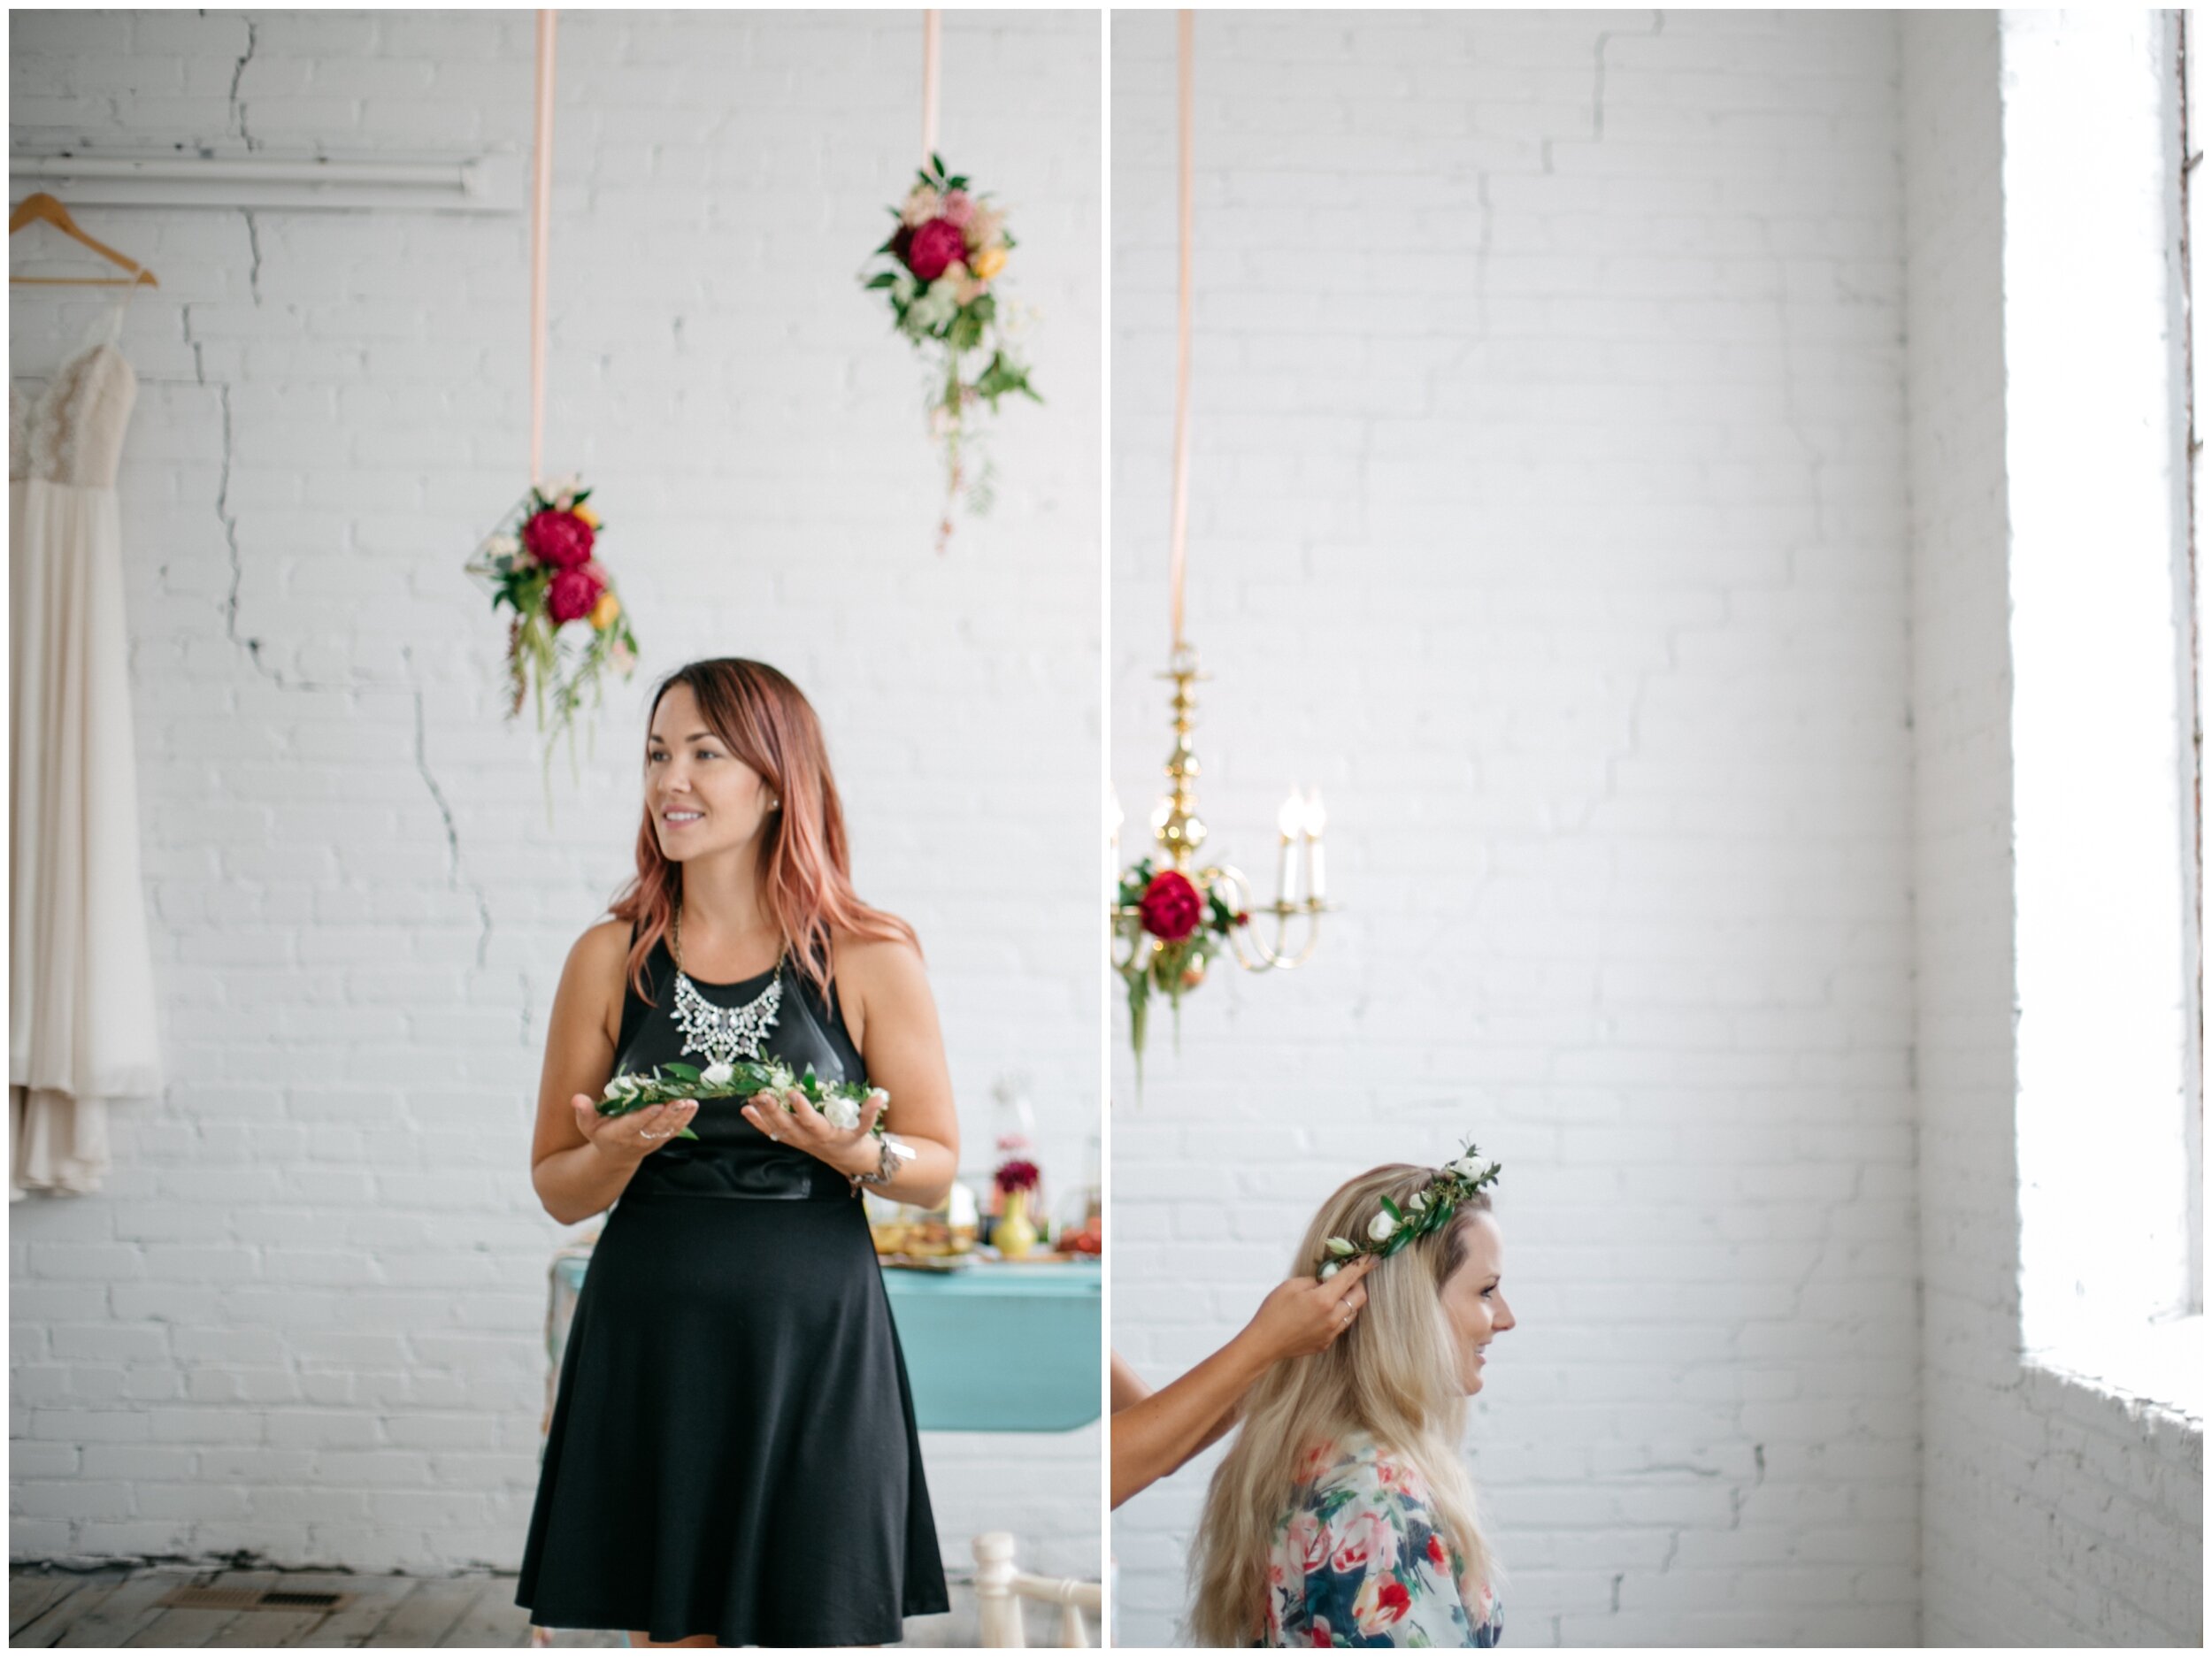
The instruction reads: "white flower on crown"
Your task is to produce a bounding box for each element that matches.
[1319,1262,1341,1281]
[1448,1156,1487,1181]
[603,1074,640,1102]
[822,1095,861,1132]
[1367,1211,1397,1243]
[702,1062,733,1087]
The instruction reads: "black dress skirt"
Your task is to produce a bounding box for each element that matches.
[515,931,949,1645]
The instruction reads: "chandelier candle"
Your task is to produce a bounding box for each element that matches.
[1303,792,1327,902]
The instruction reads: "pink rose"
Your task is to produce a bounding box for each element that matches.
[1373,1454,1425,1499]
[1352,1576,1413,1635]
[903,217,969,282]
[548,563,606,625]
[1286,1510,1330,1576]
[1328,1510,1397,1578]
[523,507,595,570]
[1293,1438,1338,1486]
[940,188,974,228]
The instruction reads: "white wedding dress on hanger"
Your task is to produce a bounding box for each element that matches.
[9,296,164,1197]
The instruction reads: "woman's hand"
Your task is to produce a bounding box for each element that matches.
[1240,1254,1378,1363]
[741,1085,888,1178]
[567,1092,697,1165]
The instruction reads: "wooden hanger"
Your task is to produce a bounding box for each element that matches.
[9,192,157,288]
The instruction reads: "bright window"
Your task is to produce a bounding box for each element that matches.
[2004,9,2200,1407]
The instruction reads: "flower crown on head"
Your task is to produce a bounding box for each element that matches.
[1316,1142,1502,1280]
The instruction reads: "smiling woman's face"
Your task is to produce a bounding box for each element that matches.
[1436,1209,1514,1395]
[646,682,777,863]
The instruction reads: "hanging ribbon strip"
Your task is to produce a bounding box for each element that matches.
[921,10,942,161]
[1170,9,1194,649]
[529,9,557,486]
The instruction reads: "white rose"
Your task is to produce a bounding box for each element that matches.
[822,1096,861,1132]
[602,1075,636,1102]
[702,1062,733,1087]
[1449,1157,1485,1180]
[865,1087,890,1111]
[1318,1262,1341,1281]
[900,183,941,227]
[1367,1211,1397,1243]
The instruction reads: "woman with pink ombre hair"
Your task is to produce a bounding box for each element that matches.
[517,658,957,1648]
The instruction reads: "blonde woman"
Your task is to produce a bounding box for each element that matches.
[1187,1156,1514,1647]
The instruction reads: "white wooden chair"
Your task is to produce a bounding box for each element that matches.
[972,1531,1102,1648]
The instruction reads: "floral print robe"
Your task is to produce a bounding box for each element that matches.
[1260,1431,1502,1648]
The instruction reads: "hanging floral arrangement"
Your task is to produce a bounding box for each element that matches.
[863,153,1041,552]
[465,474,639,798]
[1113,856,1248,1085]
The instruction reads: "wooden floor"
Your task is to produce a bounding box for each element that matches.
[10,1568,588,1649]
[10,1567,1008,1648]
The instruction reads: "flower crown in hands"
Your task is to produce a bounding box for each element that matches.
[1316,1143,1502,1280]
[598,1059,887,1144]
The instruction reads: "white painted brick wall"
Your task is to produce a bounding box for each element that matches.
[1903,12,2202,1645]
[10,8,1102,1585]
[1110,11,1920,1646]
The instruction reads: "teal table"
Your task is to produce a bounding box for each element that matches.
[542,1248,1100,1436]
[881,1260,1102,1432]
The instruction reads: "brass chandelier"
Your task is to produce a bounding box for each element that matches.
[1112,12,1336,1070]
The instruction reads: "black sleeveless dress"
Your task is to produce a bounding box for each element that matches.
[515,929,949,1645]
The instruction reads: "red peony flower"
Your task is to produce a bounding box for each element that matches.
[1138,869,1204,943]
[547,563,606,625]
[524,507,595,570]
[904,217,969,282]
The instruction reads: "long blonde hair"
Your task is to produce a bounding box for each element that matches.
[1188,1163,1498,1647]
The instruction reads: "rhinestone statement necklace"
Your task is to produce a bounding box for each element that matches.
[668,909,783,1066]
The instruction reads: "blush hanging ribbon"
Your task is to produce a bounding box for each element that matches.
[1171,8,1194,650]
[529,9,557,486]
[921,10,941,161]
